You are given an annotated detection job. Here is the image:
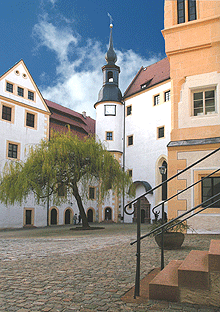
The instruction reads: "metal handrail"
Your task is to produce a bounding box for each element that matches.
[152,167,220,216]
[131,191,220,245]
[124,146,220,214]
[124,145,220,298]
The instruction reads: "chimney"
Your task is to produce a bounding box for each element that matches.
[82,111,86,118]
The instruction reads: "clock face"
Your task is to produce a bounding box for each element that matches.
[105,105,116,116]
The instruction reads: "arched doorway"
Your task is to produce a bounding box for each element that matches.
[87,209,93,222]
[105,207,112,221]
[64,209,71,224]
[51,208,57,225]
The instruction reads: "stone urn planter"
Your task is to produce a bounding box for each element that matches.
[155,231,185,250]
[151,218,188,250]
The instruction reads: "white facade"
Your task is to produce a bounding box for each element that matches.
[123,81,171,222]
[0,58,171,228]
[0,60,50,228]
[96,102,124,153]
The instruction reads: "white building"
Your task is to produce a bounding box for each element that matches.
[0,31,172,228]
[0,60,50,228]
[95,26,171,223]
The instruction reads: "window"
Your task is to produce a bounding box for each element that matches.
[202,177,220,208]
[164,90,170,102]
[158,126,165,139]
[17,87,24,97]
[8,142,19,159]
[105,105,116,116]
[154,94,160,106]
[57,183,65,197]
[106,131,113,141]
[126,105,132,116]
[188,0,197,21]
[177,0,185,24]
[89,187,95,200]
[128,169,133,177]
[28,91,34,101]
[6,82,13,93]
[2,105,12,121]
[193,89,215,116]
[26,112,35,128]
[108,71,113,82]
[24,209,34,226]
[128,135,133,146]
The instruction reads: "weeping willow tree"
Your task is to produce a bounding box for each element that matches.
[0,131,133,228]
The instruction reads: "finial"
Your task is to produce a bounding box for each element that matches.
[105,13,117,65]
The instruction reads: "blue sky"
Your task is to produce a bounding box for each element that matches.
[1,0,166,118]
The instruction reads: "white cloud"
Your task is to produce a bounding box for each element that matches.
[33,16,160,119]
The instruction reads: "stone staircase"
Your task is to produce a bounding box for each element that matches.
[149,239,220,307]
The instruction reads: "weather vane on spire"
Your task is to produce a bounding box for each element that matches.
[107,13,113,28]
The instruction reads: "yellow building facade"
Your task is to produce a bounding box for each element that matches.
[162,0,220,233]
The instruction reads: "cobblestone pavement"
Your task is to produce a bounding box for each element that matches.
[0,224,220,312]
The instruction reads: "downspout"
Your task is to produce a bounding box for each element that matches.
[122,100,125,222]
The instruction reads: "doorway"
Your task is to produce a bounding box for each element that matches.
[141,209,146,223]
[64,209,71,224]
[133,197,151,223]
[105,207,112,221]
[51,208,58,225]
[87,209,93,222]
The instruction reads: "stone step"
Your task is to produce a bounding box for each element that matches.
[208,239,220,272]
[178,250,209,290]
[149,260,183,302]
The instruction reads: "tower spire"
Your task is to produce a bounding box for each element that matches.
[95,17,122,105]
[105,21,117,65]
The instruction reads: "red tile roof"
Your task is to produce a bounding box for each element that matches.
[124,58,170,99]
[45,99,95,135]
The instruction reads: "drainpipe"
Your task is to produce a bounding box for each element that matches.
[122,100,125,222]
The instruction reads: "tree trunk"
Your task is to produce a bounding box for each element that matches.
[72,182,90,228]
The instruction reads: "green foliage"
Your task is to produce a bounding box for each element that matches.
[0,131,133,206]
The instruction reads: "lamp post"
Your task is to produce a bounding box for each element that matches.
[159,165,167,270]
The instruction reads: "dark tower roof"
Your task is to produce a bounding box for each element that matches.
[95,24,122,106]
[105,24,117,65]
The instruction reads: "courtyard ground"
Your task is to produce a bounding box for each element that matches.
[0,223,220,312]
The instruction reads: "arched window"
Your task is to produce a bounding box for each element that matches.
[108,71,113,82]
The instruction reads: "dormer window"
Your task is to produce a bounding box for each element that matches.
[108,71,113,83]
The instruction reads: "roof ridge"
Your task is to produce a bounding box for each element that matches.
[124,66,143,96]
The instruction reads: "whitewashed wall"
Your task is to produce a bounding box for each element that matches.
[124,81,171,222]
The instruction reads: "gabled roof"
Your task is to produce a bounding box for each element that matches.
[45,99,95,135]
[124,58,170,99]
[0,59,50,113]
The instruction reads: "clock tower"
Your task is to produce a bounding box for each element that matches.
[94,23,124,223]
[94,23,123,156]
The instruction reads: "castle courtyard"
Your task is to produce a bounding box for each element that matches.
[0,223,220,312]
